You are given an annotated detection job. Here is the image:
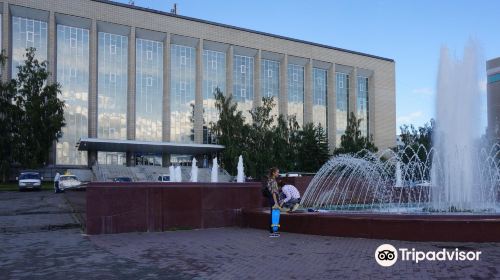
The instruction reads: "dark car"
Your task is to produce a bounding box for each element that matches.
[157,175,171,182]
[112,177,133,182]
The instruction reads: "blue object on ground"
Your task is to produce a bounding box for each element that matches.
[271,208,280,232]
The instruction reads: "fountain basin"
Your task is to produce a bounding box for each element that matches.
[242,209,500,242]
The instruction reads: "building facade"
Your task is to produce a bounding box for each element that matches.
[487,57,500,140]
[1,0,396,167]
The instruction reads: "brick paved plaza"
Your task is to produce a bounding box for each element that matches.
[1,190,499,279]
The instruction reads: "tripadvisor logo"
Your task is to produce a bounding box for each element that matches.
[375,244,398,267]
[375,244,482,267]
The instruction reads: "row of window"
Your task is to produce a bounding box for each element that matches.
[8,15,369,165]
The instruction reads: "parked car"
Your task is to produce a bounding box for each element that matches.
[112,177,133,182]
[55,175,82,193]
[17,171,43,191]
[157,174,171,182]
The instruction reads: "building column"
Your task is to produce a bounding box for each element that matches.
[304,58,313,125]
[126,27,136,166]
[279,54,288,118]
[162,154,171,167]
[87,19,98,167]
[349,67,358,118]
[127,27,136,141]
[253,49,261,107]
[194,38,203,144]
[161,33,171,167]
[368,73,375,139]
[226,45,233,97]
[2,2,10,82]
[47,11,56,84]
[327,63,336,152]
[47,11,57,166]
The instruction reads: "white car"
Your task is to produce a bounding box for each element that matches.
[55,175,82,193]
[17,172,43,191]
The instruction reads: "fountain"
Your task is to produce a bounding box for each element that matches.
[237,155,245,183]
[190,158,198,182]
[300,144,499,213]
[169,165,176,182]
[175,165,182,182]
[431,43,485,211]
[302,41,499,214]
[256,42,500,242]
[211,157,218,183]
[395,161,403,189]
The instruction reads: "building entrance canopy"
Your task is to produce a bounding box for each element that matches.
[77,138,224,155]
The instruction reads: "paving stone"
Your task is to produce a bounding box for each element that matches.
[1,190,500,279]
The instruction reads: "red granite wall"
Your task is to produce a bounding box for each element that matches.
[242,209,500,242]
[86,182,264,235]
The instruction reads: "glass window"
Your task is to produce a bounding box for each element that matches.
[171,44,195,143]
[233,54,254,122]
[11,16,48,77]
[98,32,128,140]
[357,76,369,137]
[136,38,163,142]
[56,25,89,165]
[261,59,280,119]
[288,64,304,127]
[336,72,349,146]
[313,68,327,129]
[135,153,162,166]
[202,50,226,144]
[70,39,77,49]
[98,151,126,165]
[170,154,193,165]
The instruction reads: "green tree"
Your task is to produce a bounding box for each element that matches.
[296,123,330,172]
[0,50,19,182]
[296,123,318,172]
[213,90,333,177]
[398,119,434,163]
[314,123,330,167]
[211,88,247,175]
[245,97,275,178]
[271,114,293,172]
[287,115,301,171]
[13,47,65,168]
[334,112,377,155]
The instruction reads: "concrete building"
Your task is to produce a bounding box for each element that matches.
[2,0,396,167]
[487,57,500,139]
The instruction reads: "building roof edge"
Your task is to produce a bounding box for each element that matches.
[92,0,395,63]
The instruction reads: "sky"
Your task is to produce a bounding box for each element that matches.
[117,0,500,134]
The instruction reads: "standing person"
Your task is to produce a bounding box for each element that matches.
[279,183,301,212]
[267,167,280,237]
[54,172,60,193]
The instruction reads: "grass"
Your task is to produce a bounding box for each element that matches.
[0,182,54,192]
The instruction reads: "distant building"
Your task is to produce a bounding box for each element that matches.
[2,0,396,167]
[487,57,500,139]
